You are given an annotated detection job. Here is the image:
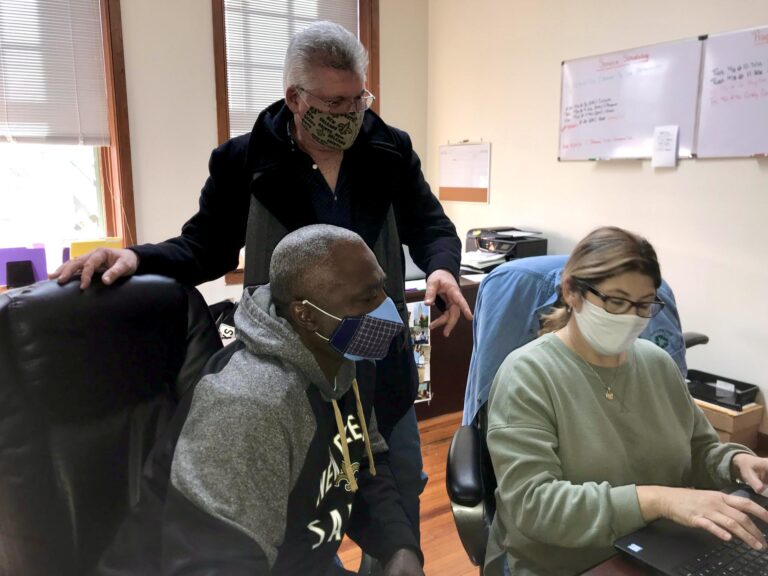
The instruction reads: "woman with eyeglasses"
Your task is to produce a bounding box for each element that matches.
[484,226,768,576]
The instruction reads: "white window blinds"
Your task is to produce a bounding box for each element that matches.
[224,0,358,138]
[0,0,109,145]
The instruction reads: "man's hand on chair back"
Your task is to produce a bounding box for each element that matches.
[53,248,139,290]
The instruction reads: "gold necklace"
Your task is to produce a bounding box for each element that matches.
[559,329,622,400]
[585,362,621,401]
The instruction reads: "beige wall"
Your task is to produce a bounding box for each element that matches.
[427,0,768,425]
[120,0,236,302]
[379,0,429,164]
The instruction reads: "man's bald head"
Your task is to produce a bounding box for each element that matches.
[269,224,368,310]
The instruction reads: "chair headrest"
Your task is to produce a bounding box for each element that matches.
[0,275,219,419]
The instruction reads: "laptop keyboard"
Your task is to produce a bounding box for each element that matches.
[675,536,768,575]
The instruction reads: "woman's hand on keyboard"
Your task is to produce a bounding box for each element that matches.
[637,485,768,551]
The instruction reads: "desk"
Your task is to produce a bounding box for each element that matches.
[407,277,479,421]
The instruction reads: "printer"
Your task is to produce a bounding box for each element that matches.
[463,227,547,271]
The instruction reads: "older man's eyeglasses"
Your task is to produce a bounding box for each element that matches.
[577,281,665,318]
[296,87,376,113]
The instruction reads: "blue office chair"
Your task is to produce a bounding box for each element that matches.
[445,255,708,574]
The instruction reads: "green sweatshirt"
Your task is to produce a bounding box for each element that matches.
[485,333,751,576]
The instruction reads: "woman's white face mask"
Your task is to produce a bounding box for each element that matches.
[573,299,649,356]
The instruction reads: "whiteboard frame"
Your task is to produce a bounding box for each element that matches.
[558,37,704,161]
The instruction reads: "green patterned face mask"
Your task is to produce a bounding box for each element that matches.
[300,106,364,150]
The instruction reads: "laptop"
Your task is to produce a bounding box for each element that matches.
[614,487,768,575]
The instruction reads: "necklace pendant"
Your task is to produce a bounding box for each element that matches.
[605,389,615,401]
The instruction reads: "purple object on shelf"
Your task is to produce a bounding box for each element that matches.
[0,247,48,285]
[62,247,70,264]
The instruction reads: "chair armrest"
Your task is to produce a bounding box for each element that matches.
[446,425,484,507]
[446,424,491,567]
[684,331,709,349]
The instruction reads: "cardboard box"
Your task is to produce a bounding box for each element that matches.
[715,428,759,447]
[695,399,763,449]
[694,400,763,432]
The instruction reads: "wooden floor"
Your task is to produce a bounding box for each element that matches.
[338,412,479,576]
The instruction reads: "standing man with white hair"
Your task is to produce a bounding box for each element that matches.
[55,21,471,543]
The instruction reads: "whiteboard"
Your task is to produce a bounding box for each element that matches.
[697,27,768,158]
[559,39,702,160]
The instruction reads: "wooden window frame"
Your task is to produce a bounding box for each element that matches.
[99,0,137,246]
[211,0,380,146]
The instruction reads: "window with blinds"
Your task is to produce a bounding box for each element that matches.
[223,0,358,138]
[0,0,109,145]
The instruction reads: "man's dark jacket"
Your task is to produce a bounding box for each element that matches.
[131,100,462,434]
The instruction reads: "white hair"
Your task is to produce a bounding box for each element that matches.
[283,21,368,91]
[270,224,365,306]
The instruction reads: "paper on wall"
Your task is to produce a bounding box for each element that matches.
[651,125,679,168]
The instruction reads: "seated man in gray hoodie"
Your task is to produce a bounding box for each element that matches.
[96,224,423,576]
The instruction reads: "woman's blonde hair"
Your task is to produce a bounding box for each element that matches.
[539,226,661,335]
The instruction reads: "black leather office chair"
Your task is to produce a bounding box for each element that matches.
[0,275,222,576]
[446,407,497,572]
[445,256,709,574]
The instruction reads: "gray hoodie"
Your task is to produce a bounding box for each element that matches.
[163,286,418,574]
